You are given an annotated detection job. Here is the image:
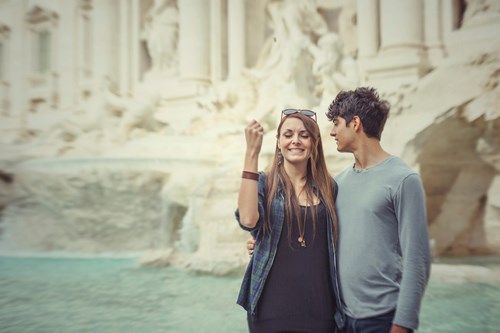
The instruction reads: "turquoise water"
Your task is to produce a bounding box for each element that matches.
[0,257,499,333]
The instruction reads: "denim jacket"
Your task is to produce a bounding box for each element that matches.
[234,172,346,329]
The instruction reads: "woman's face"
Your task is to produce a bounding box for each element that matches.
[278,117,313,166]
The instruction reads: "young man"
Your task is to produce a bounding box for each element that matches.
[246,87,431,332]
[327,87,431,333]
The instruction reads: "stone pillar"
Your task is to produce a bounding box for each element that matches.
[210,0,225,82]
[58,0,77,109]
[119,0,131,96]
[356,0,379,57]
[91,0,116,91]
[424,0,445,68]
[9,3,24,119]
[227,0,246,78]
[130,0,141,90]
[117,0,141,95]
[155,0,211,133]
[178,0,210,83]
[245,0,267,67]
[75,0,92,105]
[380,0,424,51]
[360,0,428,90]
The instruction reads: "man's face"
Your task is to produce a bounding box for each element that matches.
[330,116,354,153]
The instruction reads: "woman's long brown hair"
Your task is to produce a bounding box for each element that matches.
[264,112,338,244]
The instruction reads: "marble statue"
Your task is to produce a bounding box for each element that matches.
[142,0,179,77]
[248,0,329,123]
[195,0,335,132]
[311,32,359,110]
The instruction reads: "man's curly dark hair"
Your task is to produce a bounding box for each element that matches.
[326,87,390,140]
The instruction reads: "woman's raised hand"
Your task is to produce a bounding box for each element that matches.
[245,120,264,155]
[238,121,263,229]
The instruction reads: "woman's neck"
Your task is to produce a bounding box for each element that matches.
[284,163,307,183]
[283,163,319,206]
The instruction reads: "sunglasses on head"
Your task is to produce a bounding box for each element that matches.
[281,108,317,122]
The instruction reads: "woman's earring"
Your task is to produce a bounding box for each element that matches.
[278,150,283,166]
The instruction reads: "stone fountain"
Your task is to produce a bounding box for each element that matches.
[0,0,499,275]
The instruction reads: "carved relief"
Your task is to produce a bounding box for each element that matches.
[141,0,179,78]
[462,0,500,27]
[25,6,59,111]
[0,24,11,116]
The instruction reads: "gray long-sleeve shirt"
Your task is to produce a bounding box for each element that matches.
[335,156,431,330]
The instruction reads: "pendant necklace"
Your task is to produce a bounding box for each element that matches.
[298,205,307,247]
[296,183,307,247]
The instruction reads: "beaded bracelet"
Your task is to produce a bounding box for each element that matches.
[242,171,259,181]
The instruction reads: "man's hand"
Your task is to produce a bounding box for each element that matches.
[246,237,256,256]
[390,324,409,333]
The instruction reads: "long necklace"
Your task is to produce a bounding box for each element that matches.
[297,183,307,247]
[297,206,307,247]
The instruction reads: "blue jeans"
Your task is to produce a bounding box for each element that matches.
[343,310,413,333]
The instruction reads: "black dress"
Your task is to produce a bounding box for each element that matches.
[248,202,336,333]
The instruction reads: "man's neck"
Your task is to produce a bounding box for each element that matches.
[352,139,390,170]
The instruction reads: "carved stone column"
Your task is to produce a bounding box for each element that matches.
[227,0,246,78]
[210,0,224,82]
[0,25,11,116]
[380,0,424,51]
[155,0,211,133]
[58,1,77,109]
[130,0,141,91]
[178,0,210,83]
[118,0,140,96]
[91,0,116,91]
[359,0,428,90]
[119,0,131,96]
[424,0,445,68]
[7,8,19,118]
[356,0,379,58]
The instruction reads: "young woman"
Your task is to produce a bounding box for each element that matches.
[235,109,344,332]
